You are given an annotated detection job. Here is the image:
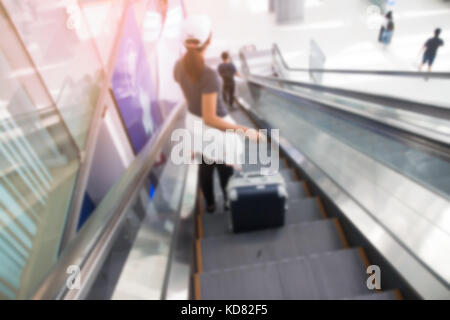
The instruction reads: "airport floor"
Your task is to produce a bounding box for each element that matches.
[185,0,450,107]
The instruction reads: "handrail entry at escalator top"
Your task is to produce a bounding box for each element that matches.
[272,43,450,79]
[250,73,450,119]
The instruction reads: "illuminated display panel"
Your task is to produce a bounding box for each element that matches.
[112,6,163,154]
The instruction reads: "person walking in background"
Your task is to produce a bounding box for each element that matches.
[218,51,241,109]
[419,28,444,72]
[379,11,394,46]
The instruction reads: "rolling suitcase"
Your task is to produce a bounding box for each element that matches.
[226,171,288,233]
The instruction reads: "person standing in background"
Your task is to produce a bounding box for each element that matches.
[379,11,394,47]
[218,52,241,109]
[419,28,444,72]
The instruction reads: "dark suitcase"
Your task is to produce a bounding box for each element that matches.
[226,171,288,233]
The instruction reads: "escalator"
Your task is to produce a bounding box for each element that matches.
[193,107,402,300]
[192,47,450,299]
[28,72,449,300]
[13,48,448,299]
[2,0,449,300]
[13,66,447,300]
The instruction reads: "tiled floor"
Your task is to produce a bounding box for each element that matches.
[185,0,450,107]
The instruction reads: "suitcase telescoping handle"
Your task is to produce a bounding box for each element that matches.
[238,171,267,181]
[244,172,263,178]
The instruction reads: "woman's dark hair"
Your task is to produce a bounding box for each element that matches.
[182,35,211,82]
[435,28,441,37]
[385,11,393,20]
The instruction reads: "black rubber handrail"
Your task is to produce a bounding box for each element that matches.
[273,43,450,79]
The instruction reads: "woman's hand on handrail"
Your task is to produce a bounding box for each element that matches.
[244,128,266,143]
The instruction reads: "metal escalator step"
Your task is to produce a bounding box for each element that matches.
[199,219,345,272]
[280,168,297,182]
[306,248,370,299]
[347,290,401,300]
[287,181,308,200]
[286,198,324,222]
[200,197,325,239]
[197,248,371,300]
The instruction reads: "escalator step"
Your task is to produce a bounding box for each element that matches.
[286,181,308,200]
[286,197,324,220]
[196,248,371,300]
[199,219,345,273]
[280,168,298,182]
[200,197,325,239]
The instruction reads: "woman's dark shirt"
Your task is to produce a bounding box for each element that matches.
[174,59,228,117]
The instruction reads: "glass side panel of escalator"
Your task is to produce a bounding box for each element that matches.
[87,116,190,300]
[0,52,80,300]
[1,0,107,150]
[0,2,109,299]
[245,84,450,199]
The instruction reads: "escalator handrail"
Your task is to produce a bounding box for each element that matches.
[31,102,185,300]
[240,49,450,147]
[250,73,450,119]
[245,75,450,147]
[272,43,450,79]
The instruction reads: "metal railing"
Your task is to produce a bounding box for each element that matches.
[272,43,450,79]
[31,102,185,300]
[248,73,450,120]
[239,47,450,147]
[247,75,450,147]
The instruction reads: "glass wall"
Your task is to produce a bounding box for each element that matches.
[0,0,186,300]
[2,0,105,150]
[79,0,126,68]
[0,3,81,299]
